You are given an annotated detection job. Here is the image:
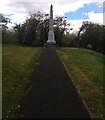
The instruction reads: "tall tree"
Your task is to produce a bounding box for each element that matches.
[0,14,12,43]
[77,21,105,54]
[54,16,70,46]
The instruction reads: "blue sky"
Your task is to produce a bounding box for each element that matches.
[65,3,103,20]
[4,14,14,17]
[0,0,104,32]
[5,3,101,22]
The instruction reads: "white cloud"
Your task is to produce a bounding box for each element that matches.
[0,0,104,31]
[87,11,103,24]
[67,19,83,34]
[67,11,103,34]
[9,13,27,24]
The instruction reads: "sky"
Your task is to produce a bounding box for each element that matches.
[0,0,104,33]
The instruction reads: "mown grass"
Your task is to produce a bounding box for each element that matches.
[57,48,104,118]
[2,44,41,118]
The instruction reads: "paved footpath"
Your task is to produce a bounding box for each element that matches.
[15,47,91,118]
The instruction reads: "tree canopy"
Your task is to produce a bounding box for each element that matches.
[1,13,105,54]
[71,21,105,54]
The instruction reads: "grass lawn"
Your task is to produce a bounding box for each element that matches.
[2,44,41,118]
[57,48,104,118]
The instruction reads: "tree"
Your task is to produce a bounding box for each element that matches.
[77,21,105,54]
[0,14,13,44]
[39,18,49,46]
[62,33,76,47]
[13,13,40,46]
[13,12,50,46]
[54,16,70,46]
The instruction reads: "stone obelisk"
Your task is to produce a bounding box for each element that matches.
[46,4,56,44]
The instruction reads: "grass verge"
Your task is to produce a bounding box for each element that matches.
[57,48,104,118]
[2,44,41,118]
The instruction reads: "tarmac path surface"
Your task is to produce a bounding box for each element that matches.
[15,47,91,119]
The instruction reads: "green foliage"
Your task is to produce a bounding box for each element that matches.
[0,14,10,24]
[1,13,71,47]
[13,12,49,46]
[0,14,17,44]
[1,13,104,54]
[13,14,71,46]
[2,30,17,44]
[54,16,70,46]
[71,21,105,54]
[62,34,75,46]
[14,16,39,46]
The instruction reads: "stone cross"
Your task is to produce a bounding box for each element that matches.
[46,4,56,44]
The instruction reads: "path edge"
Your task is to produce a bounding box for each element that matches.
[56,49,93,118]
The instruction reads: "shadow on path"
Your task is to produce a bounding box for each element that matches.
[15,47,91,118]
